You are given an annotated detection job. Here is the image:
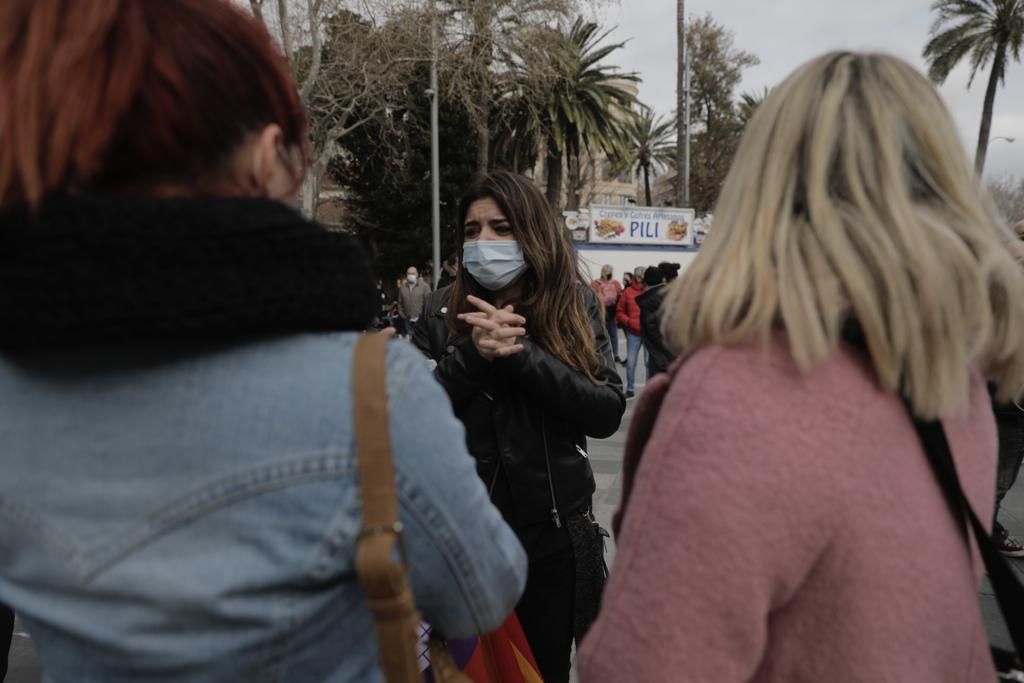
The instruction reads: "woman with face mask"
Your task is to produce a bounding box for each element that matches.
[412,171,626,683]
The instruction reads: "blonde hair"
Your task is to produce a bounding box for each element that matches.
[664,52,1024,419]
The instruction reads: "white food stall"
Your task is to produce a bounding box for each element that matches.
[565,205,710,281]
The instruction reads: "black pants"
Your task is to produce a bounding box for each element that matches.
[994,406,1024,540]
[515,542,575,683]
[0,603,13,682]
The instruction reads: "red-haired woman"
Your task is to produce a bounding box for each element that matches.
[413,171,626,683]
[0,1,527,680]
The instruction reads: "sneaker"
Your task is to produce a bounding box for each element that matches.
[625,390,635,399]
[615,357,626,365]
[998,534,1024,558]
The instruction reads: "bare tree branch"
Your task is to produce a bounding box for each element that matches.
[299,0,323,101]
[276,0,295,75]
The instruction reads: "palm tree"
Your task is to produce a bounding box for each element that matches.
[737,87,769,127]
[543,18,637,210]
[491,85,545,174]
[924,0,1024,174]
[612,106,676,206]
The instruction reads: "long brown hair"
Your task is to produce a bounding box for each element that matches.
[446,171,606,383]
[0,0,307,204]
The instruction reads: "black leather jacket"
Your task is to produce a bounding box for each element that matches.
[412,285,625,528]
[637,284,676,377]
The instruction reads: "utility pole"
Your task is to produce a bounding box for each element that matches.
[675,0,689,208]
[683,47,690,208]
[429,6,441,289]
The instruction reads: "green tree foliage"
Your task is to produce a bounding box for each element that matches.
[612,105,676,206]
[543,18,638,210]
[737,87,769,128]
[684,13,758,214]
[335,63,479,280]
[924,0,1024,174]
[438,0,577,171]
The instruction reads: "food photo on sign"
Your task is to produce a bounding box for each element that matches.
[564,209,592,242]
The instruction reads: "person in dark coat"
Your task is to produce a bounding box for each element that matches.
[1,604,12,681]
[637,264,678,378]
[437,252,460,289]
[413,171,625,683]
[993,225,1024,556]
[992,400,1024,556]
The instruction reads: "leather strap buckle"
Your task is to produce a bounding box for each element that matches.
[358,521,407,564]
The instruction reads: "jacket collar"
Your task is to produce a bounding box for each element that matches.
[0,193,377,348]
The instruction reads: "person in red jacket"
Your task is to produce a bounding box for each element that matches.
[616,266,647,397]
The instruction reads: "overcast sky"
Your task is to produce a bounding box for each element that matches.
[598,0,1024,180]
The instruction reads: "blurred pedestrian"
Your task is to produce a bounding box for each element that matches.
[398,265,431,338]
[413,171,625,683]
[622,271,632,289]
[0,1,526,680]
[1,604,11,681]
[591,265,624,364]
[636,264,676,378]
[438,252,460,289]
[580,52,1024,682]
[992,399,1024,556]
[993,220,1024,556]
[615,266,647,398]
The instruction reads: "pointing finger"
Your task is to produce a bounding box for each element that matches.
[466,295,498,315]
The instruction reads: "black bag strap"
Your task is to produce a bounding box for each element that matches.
[904,412,1024,658]
[842,322,1024,662]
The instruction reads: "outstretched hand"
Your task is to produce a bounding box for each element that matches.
[457,295,527,361]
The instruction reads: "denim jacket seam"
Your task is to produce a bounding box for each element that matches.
[394,472,491,633]
[80,453,352,580]
[391,345,497,630]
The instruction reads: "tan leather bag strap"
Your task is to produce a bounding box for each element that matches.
[353,334,422,683]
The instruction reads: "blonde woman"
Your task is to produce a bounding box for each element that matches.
[579,52,1024,682]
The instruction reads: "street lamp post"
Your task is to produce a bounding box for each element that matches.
[428,13,441,290]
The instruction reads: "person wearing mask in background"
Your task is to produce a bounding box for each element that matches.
[622,271,632,290]
[591,265,625,365]
[413,171,625,683]
[398,265,431,338]
[636,264,676,378]
[615,266,647,398]
[0,2,527,680]
[580,52,1024,682]
[992,219,1024,557]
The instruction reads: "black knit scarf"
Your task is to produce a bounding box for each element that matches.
[0,194,378,348]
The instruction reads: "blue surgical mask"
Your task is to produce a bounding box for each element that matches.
[462,240,528,291]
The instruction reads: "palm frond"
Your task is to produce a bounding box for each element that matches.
[924,0,1023,86]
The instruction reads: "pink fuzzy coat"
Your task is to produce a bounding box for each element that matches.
[578,335,997,682]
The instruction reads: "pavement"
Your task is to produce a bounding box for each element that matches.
[4,346,1024,680]
[5,619,38,683]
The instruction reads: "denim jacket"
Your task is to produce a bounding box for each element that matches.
[0,334,527,682]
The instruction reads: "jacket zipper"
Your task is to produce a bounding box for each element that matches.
[541,413,562,529]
